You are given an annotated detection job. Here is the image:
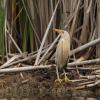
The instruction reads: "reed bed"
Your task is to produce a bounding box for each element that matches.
[0,0,100,90]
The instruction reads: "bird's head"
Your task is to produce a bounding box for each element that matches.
[53,28,64,35]
[53,28,70,37]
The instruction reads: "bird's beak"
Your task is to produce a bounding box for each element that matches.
[53,28,63,34]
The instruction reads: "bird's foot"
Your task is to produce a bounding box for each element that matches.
[64,76,72,83]
[64,76,70,82]
[55,78,63,83]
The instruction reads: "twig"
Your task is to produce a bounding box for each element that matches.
[75,80,100,90]
[80,75,100,79]
[78,81,95,86]
[0,48,47,69]
[86,0,92,13]
[0,64,99,74]
[38,35,60,64]
[70,0,81,36]
[7,32,22,54]
[93,70,100,74]
[70,38,100,56]
[0,65,53,73]
[28,44,50,56]
[87,80,100,87]
[0,53,27,69]
[68,58,100,66]
[0,55,22,69]
[5,9,8,60]
[64,2,84,29]
[72,45,80,78]
[70,79,88,83]
[67,67,99,70]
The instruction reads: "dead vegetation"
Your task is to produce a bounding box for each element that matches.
[0,0,100,99]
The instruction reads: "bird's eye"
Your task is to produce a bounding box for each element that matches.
[62,31,64,34]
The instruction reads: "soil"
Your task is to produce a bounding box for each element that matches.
[0,68,99,100]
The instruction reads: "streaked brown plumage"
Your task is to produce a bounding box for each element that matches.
[53,29,70,82]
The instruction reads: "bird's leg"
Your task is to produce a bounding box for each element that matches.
[63,69,70,82]
[55,66,62,83]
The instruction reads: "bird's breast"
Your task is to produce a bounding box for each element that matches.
[55,38,70,69]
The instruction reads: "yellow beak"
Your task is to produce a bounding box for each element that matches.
[53,28,63,34]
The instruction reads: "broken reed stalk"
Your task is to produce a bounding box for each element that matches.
[70,37,100,56]
[0,52,28,68]
[38,35,60,64]
[75,80,100,90]
[68,58,100,66]
[7,32,22,54]
[0,48,48,69]
[67,67,99,70]
[0,57,100,73]
[70,0,81,36]
[0,65,53,73]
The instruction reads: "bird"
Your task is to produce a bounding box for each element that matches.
[53,28,70,83]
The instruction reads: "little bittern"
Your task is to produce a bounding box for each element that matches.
[53,29,70,83]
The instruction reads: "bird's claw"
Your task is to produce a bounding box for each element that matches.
[55,78,63,83]
[64,76,72,83]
